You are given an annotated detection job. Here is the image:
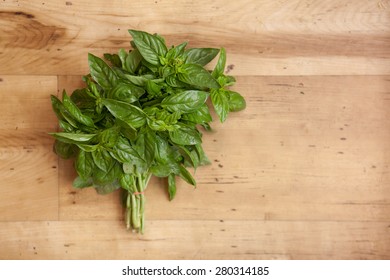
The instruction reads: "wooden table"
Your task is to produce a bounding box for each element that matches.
[0,0,389,259]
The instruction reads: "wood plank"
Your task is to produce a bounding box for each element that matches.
[1,0,390,75]
[57,75,390,223]
[0,220,389,259]
[0,76,59,220]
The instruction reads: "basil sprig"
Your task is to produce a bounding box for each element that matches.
[50,29,246,233]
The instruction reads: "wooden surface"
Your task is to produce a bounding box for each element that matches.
[0,0,389,260]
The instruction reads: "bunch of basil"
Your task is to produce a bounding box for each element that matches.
[50,30,246,233]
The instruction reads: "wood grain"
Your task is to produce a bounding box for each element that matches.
[0,0,389,260]
[1,0,390,75]
[0,76,58,220]
[0,220,389,260]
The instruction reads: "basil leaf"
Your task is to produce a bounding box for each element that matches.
[93,163,122,189]
[62,91,95,127]
[102,99,146,128]
[123,74,149,86]
[108,82,145,103]
[70,88,96,109]
[168,174,176,201]
[211,89,229,123]
[178,164,196,186]
[165,75,189,88]
[166,42,188,60]
[227,90,246,112]
[98,126,120,148]
[178,64,220,89]
[53,140,76,159]
[92,148,114,172]
[110,137,145,165]
[50,132,96,143]
[118,48,128,67]
[212,47,226,79]
[88,53,118,89]
[154,134,171,162]
[76,143,99,152]
[184,48,219,66]
[194,144,211,166]
[150,162,179,178]
[116,118,137,141]
[73,176,93,189]
[94,181,121,195]
[119,174,135,191]
[179,146,199,169]
[181,104,212,124]
[104,53,122,67]
[169,125,202,145]
[58,120,74,132]
[124,49,142,74]
[161,90,208,113]
[136,130,155,166]
[128,30,167,66]
[50,95,65,121]
[75,150,94,180]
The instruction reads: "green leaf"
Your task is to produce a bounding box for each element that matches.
[76,143,99,152]
[70,88,96,109]
[165,75,189,88]
[102,99,146,128]
[98,126,120,148]
[161,90,208,113]
[128,30,167,65]
[118,48,128,67]
[92,148,114,172]
[124,49,143,74]
[73,176,93,189]
[88,53,118,89]
[145,80,162,97]
[227,90,246,112]
[104,53,122,67]
[178,164,196,186]
[75,150,94,180]
[116,118,137,141]
[108,82,145,103]
[179,145,199,169]
[184,48,219,66]
[169,125,202,145]
[181,104,212,124]
[93,162,122,189]
[53,140,76,159]
[50,132,96,144]
[194,144,211,166]
[211,89,229,122]
[212,47,226,79]
[110,137,145,165]
[178,64,220,89]
[168,174,176,200]
[62,90,95,127]
[123,74,149,86]
[50,95,65,121]
[136,130,155,166]
[154,134,174,162]
[94,181,121,195]
[150,162,179,177]
[147,118,170,131]
[58,120,74,132]
[166,42,188,60]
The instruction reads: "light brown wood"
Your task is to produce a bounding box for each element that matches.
[0,221,389,260]
[1,1,390,75]
[0,0,389,260]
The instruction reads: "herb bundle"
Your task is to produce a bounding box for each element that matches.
[50,30,246,233]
